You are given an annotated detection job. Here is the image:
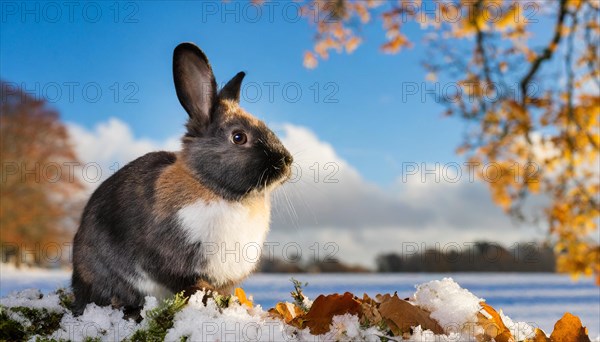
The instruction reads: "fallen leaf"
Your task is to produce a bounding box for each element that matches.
[303,292,362,335]
[376,293,444,335]
[234,288,253,308]
[524,328,550,342]
[268,302,304,325]
[359,293,383,328]
[477,302,514,342]
[549,312,590,342]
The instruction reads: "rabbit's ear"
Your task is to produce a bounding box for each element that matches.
[173,43,217,127]
[219,71,245,102]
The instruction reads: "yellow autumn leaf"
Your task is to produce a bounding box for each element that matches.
[496,5,520,31]
[269,301,304,324]
[525,328,550,341]
[477,302,514,342]
[303,51,318,69]
[426,72,437,82]
[345,36,361,53]
[234,287,253,308]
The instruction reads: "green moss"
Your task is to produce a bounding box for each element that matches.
[34,337,70,342]
[1,290,194,341]
[0,305,64,341]
[82,337,102,342]
[55,288,74,311]
[128,292,188,342]
[212,293,233,309]
[0,306,26,342]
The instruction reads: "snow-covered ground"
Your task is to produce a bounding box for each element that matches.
[1,265,599,339]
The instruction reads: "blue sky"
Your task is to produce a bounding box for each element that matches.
[2,1,560,266]
[1,1,467,187]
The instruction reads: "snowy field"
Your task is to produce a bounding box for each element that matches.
[1,266,599,338]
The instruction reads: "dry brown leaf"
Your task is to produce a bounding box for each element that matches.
[303,292,362,335]
[376,293,444,336]
[477,302,514,342]
[549,312,591,342]
[234,288,253,308]
[359,293,383,327]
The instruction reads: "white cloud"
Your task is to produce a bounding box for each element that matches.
[67,118,545,268]
[67,118,181,189]
[270,124,544,267]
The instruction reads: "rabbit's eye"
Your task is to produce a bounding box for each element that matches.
[231,131,248,145]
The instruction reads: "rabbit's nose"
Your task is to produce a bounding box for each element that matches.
[284,154,293,165]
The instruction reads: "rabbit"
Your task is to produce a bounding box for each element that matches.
[71,42,293,315]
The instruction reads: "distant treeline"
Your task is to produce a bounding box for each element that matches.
[1,240,555,273]
[375,241,556,273]
[258,241,556,273]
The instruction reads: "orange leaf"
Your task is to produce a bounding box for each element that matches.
[549,312,591,342]
[381,35,409,54]
[268,302,304,325]
[234,287,253,308]
[524,328,550,342]
[345,37,361,53]
[303,51,318,69]
[303,292,362,335]
[478,302,514,342]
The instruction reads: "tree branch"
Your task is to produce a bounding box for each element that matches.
[520,0,568,105]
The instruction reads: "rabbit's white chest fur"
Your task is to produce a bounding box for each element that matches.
[176,196,271,285]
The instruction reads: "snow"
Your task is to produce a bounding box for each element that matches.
[1,277,546,341]
[500,309,536,341]
[411,277,485,335]
[51,304,139,342]
[407,278,536,341]
[0,288,63,313]
[165,292,382,341]
[1,267,598,341]
[163,291,287,341]
[320,314,382,342]
[302,294,314,309]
